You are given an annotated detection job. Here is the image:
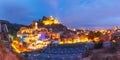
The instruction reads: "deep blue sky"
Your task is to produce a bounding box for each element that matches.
[0,0,120,28]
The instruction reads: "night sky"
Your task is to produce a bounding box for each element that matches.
[0,0,120,28]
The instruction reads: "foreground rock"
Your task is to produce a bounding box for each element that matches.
[91,49,120,60]
[0,41,25,60]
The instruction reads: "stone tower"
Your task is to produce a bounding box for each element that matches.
[0,21,10,42]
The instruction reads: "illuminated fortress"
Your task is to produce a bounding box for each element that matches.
[42,16,60,25]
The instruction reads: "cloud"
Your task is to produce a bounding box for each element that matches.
[0,0,120,28]
[0,0,33,24]
[57,0,120,28]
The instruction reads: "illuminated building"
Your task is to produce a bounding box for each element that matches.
[112,31,120,41]
[42,16,60,25]
[11,18,62,53]
[50,33,60,40]
[72,35,80,43]
[35,22,38,29]
[59,34,90,44]
[114,26,119,31]
[79,35,89,42]
[11,22,51,53]
[11,16,113,53]
[59,38,73,44]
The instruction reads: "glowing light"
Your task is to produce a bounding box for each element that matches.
[11,40,28,53]
[39,34,46,40]
[9,34,14,40]
[11,39,50,53]
[94,37,100,43]
[49,16,53,20]
[43,16,59,25]
[35,22,38,29]
[59,42,63,44]
[73,28,76,31]
[112,40,116,43]
[79,36,89,42]
[11,26,51,53]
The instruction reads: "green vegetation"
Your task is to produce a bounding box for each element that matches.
[0,20,26,36]
[7,23,26,36]
[109,42,117,53]
[94,40,103,49]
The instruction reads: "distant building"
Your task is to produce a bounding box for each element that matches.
[111,30,120,41]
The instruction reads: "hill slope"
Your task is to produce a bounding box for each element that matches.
[0,20,26,36]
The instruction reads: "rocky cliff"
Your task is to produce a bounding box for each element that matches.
[0,41,25,60]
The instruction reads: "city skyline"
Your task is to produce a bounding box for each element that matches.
[0,0,120,28]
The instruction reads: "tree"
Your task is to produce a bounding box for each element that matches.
[95,31,103,37]
[109,42,117,53]
[94,40,103,49]
[88,31,95,40]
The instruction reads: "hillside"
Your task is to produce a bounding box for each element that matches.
[0,18,68,36]
[0,20,26,36]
